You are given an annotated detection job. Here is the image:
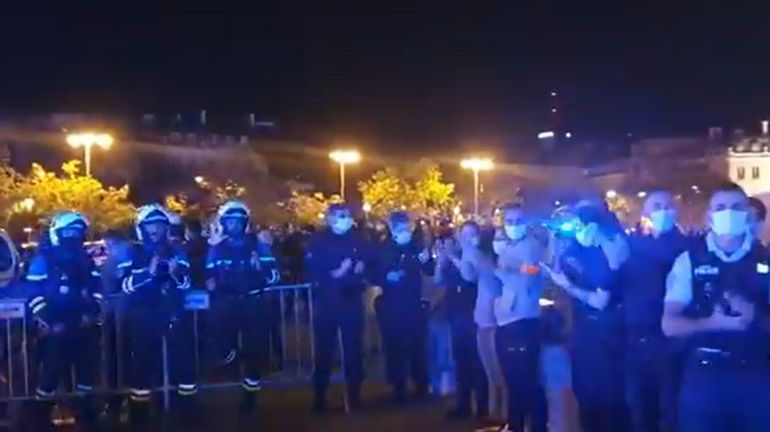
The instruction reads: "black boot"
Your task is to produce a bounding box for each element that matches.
[128,401,152,426]
[238,391,256,418]
[27,400,54,432]
[312,386,327,415]
[76,395,98,429]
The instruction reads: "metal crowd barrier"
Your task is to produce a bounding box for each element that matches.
[0,283,378,407]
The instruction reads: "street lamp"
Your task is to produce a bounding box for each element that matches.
[460,157,494,216]
[66,132,113,177]
[329,150,361,200]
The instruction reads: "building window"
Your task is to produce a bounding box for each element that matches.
[738,167,746,180]
[753,166,760,180]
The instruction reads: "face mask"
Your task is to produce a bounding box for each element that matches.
[504,224,527,241]
[649,210,676,234]
[492,240,507,256]
[575,223,598,247]
[331,217,353,234]
[393,231,412,245]
[711,209,748,237]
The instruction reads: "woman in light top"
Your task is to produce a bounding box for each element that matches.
[474,229,508,424]
[494,203,549,432]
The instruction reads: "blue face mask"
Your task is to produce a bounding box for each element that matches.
[393,230,412,245]
[331,216,353,234]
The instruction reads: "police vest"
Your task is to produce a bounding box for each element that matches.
[213,240,264,296]
[685,238,770,358]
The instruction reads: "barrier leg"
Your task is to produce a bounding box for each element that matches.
[162,336,170,412]
[337,329,349,414]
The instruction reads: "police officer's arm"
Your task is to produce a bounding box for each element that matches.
[25,254,51,326]
[257,243,281,286]
[120,250,153,295]
[204,245,219,291]
[170,248,192,291]
[661,251,746,336]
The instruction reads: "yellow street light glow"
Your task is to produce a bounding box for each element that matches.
[460,157,494,171]
[637,191,647,198]
[329,149,361,200]
[329,150,361,165]
[605,190,618,199]
[65,131,114,177]
[461,157,494,216]
[194,175,205,184]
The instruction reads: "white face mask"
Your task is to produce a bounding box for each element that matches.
[711,209,748,237]
[649,209,677,234]
[504,224,527,241]
[331,217,353,234]
[575,223,598,247]
[492,240,507,256]
[393,231,412,245]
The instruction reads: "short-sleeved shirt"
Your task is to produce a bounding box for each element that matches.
[665,232,756,306]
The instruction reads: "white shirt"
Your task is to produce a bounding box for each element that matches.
[664,232,756,306]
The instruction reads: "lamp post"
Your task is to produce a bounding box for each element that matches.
[66,132,113,177]
[329,150,361,201]
[460,157,494,216]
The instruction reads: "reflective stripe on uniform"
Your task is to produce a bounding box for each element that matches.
[130,388,151,401]
[27,273,48,281]
[177,383,198,396]
[76,384,93,392]
[117,260,133,269]
[122,276,135,293]
[36,388,55,398]
[242,378,261,392]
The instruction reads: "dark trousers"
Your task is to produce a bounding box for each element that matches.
[37,324,96,396]
[376,296,428,396]
[571,324,627,432]
[495,319,547,432]
[625,334,682,432]
[127,307,196,403]
[449,311,488,413]
[679,357,770,432]
[313,298,364,398]
[212,294,270,391]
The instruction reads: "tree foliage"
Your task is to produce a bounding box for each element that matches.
[1,160,135,233]
[285,191,340,226]
[358,161,457,219]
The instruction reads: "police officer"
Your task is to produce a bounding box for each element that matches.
[662,183,770,432]
[434,221,489,419]
[26,212,101,429]
[624,189,691,432]
[542,202,629,432]
[205,200,280,417]
[118,204,193,423]
[374,211,431,404]
[304,203,367,413]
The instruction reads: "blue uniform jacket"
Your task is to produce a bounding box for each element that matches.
[304,229,370,304]
[374,238,432,308]
[26,247,101,326]
[205,237,280,296]
[117,242,191,313]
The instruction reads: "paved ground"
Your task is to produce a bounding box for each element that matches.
[138,384,485,432]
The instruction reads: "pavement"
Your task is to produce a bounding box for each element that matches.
[132,384,486,432]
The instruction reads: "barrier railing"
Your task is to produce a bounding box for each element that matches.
[0,283,365,407]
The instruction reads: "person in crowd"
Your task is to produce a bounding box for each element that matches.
[748,196,767,241]
[474,228,507,424]
[374,211,432,404]
[542,201,629,432]
[117,204,193,424]
[662,183,770,432]
[624,189,692,432]
[435,221,489,419]
[184,219,208,289]
[25,212,101,430]
[493,204,548,432]
[206,200,280,417]
[304,203,368,413]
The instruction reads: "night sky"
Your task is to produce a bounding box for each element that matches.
[2,5,770,152]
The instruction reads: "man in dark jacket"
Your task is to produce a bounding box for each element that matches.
[374,211,432,404]
[304,203,368,413]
